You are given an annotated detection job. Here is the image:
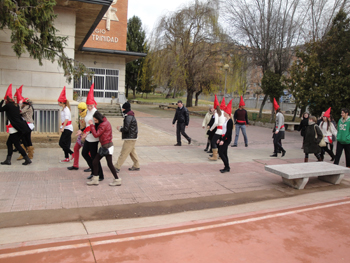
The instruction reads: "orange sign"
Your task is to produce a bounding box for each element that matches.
[84,0,128,51]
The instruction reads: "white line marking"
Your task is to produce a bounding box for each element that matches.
[1,200,349,259]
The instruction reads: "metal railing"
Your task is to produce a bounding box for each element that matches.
[0,109,60,133]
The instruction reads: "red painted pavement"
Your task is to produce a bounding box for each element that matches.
[1,199,349,263]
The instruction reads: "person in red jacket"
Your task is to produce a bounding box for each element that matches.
[86,111,121,186]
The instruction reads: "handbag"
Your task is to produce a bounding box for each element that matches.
[98,147,110,157]
[314,125,326,147]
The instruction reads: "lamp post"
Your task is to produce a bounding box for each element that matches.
[223,64,229,97]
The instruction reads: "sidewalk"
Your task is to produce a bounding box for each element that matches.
[0,104,349,246]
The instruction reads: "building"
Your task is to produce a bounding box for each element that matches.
[0,0,146,133]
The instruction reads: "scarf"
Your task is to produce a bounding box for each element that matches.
[79,109,87,118]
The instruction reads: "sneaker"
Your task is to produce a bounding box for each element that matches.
[231,145,237,147]
[60,158,70,163]
[67,166,78,170]
[84,168,92,172]
[174,143,181,146]
[188,138,191,145]
[245,144,248,147]
[128,167,140,171]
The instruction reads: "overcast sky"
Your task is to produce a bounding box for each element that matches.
[127,0,199,34]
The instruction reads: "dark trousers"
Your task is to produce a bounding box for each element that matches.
[59,130,73,158]
[211,134,221,149]
[273,134,284,153]
[176,122,190,145]
[22,130,33,147]
[7,133,27,157]
[82,141,104,179]
[218,140,230,170]
[321,143,335,159]
[92,153,118,179]
[334,142,350,167]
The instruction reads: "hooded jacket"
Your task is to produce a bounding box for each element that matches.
[90,117,113,146]
[121,110,138,140]
[337,116,350,144]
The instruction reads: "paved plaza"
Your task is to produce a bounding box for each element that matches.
[0,104,349,246]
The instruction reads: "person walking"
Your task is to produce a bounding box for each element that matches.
[209,98,226,161]
[0,84,32,165]
[172,100,191,146]
[15,86,35,160]
[218,99,233,173]
[206,95,220,154]
[114,102,140,172]
[87,111,121,186]
[298,112,309,149]
[231,96,249,147]
[81,84,104,181]
[202,106,214,152]
[333,108,350,167]
[67,102,87,170]
[319,107,337,161]
[303,116,323,162]
[270,98,286,157]
[58,86,74,163]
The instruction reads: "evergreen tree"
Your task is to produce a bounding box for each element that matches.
[126,16,146,99]
[286,9,350,120]
[0,0,91,83]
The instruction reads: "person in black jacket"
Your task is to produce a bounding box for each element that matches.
[303,116,323,162]
[298,112,309,149]
[114,102,140,172]
[0,95,32,165]
[172,100,191,146]
[218,100,234,173]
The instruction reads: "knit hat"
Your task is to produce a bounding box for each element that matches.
[324,107,331,118]
[78,102,87,111]
[122,101,131,112]
[224,99,233,115]
[213,95,219,109]
[4,84,13,100]
[86,83,97,106]
[239,96,245,107]
[220,97,226,110]
[273,98,280,111]
[58,86,67,103]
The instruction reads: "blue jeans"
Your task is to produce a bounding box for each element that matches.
[233,124,248,146]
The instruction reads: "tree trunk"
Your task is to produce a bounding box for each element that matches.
[186,91,194,108]
[292,105,298,121]
[133,88,136,99]
[255,97,259,109]
[195,89,202,106]
[270,103,275,122]
[258,94,268,118]
[126,86,129,98]
[172,87,176,99]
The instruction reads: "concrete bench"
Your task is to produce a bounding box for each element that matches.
[265,162,350,189]
[159,104,168,109]
[284,122,300,131]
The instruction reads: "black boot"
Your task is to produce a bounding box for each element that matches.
[1,155,11,165]
[270,153,278,157]
[330,152,335,161]
[22,155,32,165]
[281,149,286,157]
[204,142,210,152]
[87,174,93,179]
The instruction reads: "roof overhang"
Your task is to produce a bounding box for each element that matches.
[80,47,147,63]
[55,0,113,51]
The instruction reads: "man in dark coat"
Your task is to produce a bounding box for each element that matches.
[172,100,191,146]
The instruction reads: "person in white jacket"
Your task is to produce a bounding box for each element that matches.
[209,104,226,161]
[319,108,337,161]
[202,107,214,152]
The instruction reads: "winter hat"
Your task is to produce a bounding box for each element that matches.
[86,83,97,106]
[225,99,233,115]
[4,84,13,100]
[58,86,67,103]
[273,98,280,111]
[213,95,219,109]
[324,107,331,118]
[220,97,226,110]
[122,101,131,112]
[239,96,245,107]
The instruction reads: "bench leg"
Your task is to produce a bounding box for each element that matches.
[282,177,309,190]
[318,174,344,185]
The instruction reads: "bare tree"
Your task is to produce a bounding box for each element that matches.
[150,0,224,107]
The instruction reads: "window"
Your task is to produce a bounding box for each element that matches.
[74,68,119,99]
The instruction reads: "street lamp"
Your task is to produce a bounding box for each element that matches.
[223,64,229,97]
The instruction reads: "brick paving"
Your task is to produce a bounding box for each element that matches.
[0,104,349,214]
